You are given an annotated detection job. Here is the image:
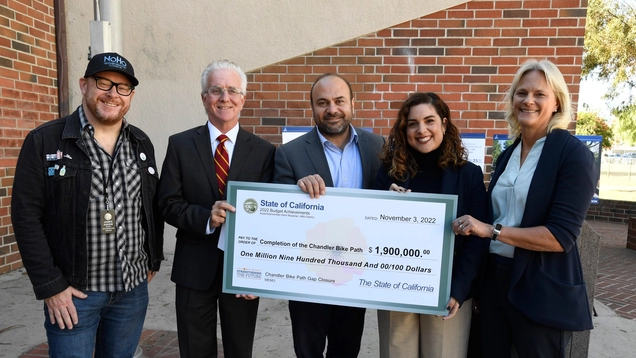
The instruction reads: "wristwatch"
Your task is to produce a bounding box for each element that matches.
[491,223,502,241]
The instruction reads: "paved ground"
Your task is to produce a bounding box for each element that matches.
[3,219,636,357]
[589,220,636,320]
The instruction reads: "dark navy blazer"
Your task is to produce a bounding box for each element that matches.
[489,129,597,331]
[375,161,489,306]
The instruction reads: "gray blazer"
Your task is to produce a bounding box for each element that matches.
[274,126,384,188]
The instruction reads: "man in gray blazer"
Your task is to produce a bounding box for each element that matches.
[274,73,385,358]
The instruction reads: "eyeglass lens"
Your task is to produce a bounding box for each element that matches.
[93,76,134,96]
[206,86,243,97]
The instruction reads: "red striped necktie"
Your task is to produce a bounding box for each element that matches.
[214,134,230,196]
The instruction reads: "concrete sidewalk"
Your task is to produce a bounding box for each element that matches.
[3,219,636,357]
[0,255,376,358]
[1,255,635,358]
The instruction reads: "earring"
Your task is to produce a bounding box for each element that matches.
[553,109,558,113]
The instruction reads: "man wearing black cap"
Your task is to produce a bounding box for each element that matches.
[12,52,164,357]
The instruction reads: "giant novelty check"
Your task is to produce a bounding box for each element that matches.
[223,182,457,315]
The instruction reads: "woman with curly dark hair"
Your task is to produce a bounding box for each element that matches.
[375,92,488,358]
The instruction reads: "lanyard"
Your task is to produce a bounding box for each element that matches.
[97,135,124,211]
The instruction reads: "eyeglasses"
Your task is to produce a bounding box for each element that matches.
[92,76,135,96]
[204,86,244,98]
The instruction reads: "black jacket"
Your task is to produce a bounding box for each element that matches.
[375,161,489,305]
[12,107,164,300]
[158,124,275,291]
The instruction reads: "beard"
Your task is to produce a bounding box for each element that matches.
[316,113,352,135]
[84,95,129,126]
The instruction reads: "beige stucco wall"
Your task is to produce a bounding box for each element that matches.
[64,0,469,251]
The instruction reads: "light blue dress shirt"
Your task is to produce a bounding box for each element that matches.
[316,125,363,189]
[490,137,546,258]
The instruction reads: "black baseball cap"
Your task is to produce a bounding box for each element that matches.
[84,52,139,86]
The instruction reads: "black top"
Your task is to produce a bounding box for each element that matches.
[408,146,443,193]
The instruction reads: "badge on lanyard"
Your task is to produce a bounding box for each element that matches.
[100,209,116,234]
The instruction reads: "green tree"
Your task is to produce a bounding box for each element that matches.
[490,138,514,173]
[614,103,636,144]
[575,111,614,148]
[583,0,636,141]
[491,139,503,165]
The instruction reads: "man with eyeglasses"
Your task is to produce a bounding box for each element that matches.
[12,52,164,357]
[158,60,275,358]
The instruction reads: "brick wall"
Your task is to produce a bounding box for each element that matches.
[242,0,588,180]
[628,218,636,250]
[0,0,58,274]
[0,0,591,273]
[587,199,636,225]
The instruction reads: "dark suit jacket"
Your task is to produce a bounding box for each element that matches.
[274,126,384,188]
[375,162,489,306]
[490,129,597,331]
[158,124,275,290]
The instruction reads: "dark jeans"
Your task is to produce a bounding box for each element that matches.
[44,281,148,358]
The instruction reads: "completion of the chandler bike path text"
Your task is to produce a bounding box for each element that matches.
[223,182,457,315]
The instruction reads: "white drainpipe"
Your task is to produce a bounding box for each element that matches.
[89,0,123,58]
